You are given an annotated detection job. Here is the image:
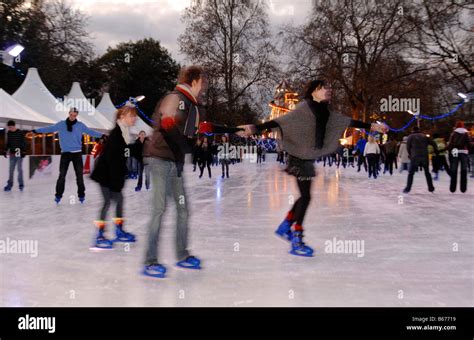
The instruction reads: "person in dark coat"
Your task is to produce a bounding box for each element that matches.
[383,136,398,175]
[447,121,471,193]
[90,104,138,249]
[198,137,213,178]
[3,120,27,191]
[133,130,151,191]
[192,139,202,172]
[403,126,438,193]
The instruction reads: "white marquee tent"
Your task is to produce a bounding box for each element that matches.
[96,92,153,136]
[64,82,113,131]
[12,68,69,122]
[0,88,55,127]
[96,92,116,122]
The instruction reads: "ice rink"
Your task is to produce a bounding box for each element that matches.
[1,156,473,307]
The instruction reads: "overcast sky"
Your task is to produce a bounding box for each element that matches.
[65,0,312,62]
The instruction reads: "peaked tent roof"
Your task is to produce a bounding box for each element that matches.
[0,88,55,125]
[96,92,116,122]
[65,82,113,131]
[96,92,153,136]
[12,68,69,122]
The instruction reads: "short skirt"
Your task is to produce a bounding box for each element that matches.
[285,155,316,179]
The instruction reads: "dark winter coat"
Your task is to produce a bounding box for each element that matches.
[197,144,213,163]
[133,137,148,164]
[91,125,131,192]
[448,128,470,152]
[5,129,27,156]
[406,132,438,158]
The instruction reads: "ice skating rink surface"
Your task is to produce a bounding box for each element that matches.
[1,157,472,307]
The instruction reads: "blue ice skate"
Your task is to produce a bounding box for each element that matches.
[176,256,201,270]
[290,231,314,257]
[91,230,113,250]
[54,196,61,204]
[113,219,136,243]
[79,196,85,204]
[275,219,293,242]
[143,264,166,278]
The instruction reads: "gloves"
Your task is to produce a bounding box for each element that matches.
[199,121,213,134]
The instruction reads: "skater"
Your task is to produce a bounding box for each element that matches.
[142,65,207,277]
[354,136,368,172]
[447,121,471,193]
[257,144,263,164]
[91,135,106,169]
[141,65,243,277]
[398,136,410,172]
[90,103,138,249]
[238,79,387,257]
[192,139,202,172]
[198,137,213,178]
[32,107,104,204]
[403,126,438,193]
[219,135,231,178]
[383,136,397,175]
[431,133,450,181]
[364,135,380,179]
[3,120,26,192]
[133,131,151,191]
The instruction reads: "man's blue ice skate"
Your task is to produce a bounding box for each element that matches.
[143,264,166,278]
[176,256,201,270]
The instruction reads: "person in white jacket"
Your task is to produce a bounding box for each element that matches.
[398,136,410,172]
[364,135,381,179]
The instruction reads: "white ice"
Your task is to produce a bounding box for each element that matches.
[0,155,473,307]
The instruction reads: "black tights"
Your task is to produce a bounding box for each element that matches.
[290,178,312,226]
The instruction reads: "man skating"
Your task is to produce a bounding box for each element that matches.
[32,107,104,203]
[403,126,438,193]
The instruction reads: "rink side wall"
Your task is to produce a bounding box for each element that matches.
[0,153,278,187]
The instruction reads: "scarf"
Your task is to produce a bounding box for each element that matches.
[175,84,200,135]
[306,98,330,149]
[117,120,131,145]
[66,118,77,132]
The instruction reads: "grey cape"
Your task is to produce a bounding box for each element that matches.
[273,100,352,160]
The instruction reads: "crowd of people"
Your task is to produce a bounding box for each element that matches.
[310,124,474,194]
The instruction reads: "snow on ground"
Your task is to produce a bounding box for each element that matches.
[0,156,472,307]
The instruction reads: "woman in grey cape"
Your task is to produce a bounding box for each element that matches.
[239,80,387,257]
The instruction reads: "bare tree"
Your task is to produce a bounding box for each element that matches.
[283,0,435,123]
[41,0,93,61]
[179,0,280,125]
[409,0,472,92]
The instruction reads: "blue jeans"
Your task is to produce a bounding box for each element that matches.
[8,156,24,188]
[144,157,189,265]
